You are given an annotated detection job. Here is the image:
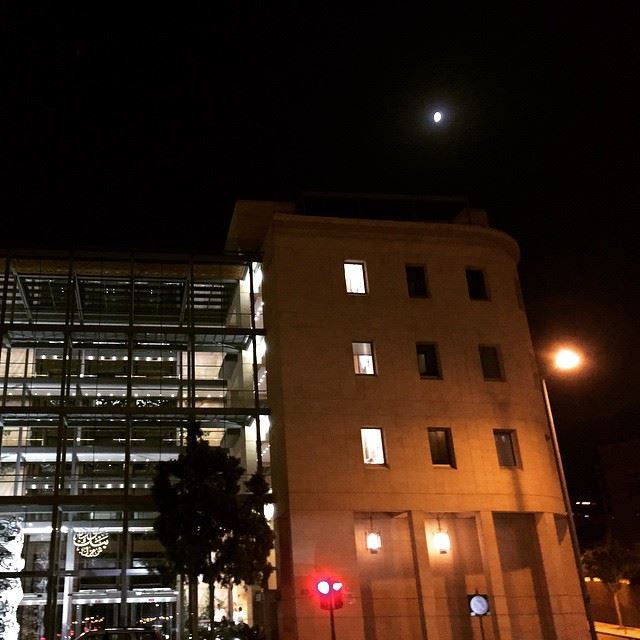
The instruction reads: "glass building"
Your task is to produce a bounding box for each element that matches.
[0,252,269,640]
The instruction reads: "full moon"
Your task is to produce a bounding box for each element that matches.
[433,111,442,123]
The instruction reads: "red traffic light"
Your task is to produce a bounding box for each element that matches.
[316,580,331,595]
[316,578,344,610]
[332,581,344,609]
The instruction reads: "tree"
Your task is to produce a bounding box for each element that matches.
[152,422,274,640]
[582,539,640,628]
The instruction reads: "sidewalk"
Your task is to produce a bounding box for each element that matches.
[596,621,640,638]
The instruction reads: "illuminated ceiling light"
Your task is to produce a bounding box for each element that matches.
[434,515,451,554]
[366,514,382,554]
[263,502,275,521]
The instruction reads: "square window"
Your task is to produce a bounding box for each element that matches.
[428,428,456,467]
[479,345,504,380]
[494,429,519,467]
[344,261,367,294]
[406,265,429,298]
[353,341,376,375]
[416,343,441,378]
[361,428,385,465]
[466,268,489,300]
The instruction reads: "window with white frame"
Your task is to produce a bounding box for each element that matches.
[361,428,385,465]
[352,341,375,375]
[344,261,367,294]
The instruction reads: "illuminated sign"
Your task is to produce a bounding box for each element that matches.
[73,530,110,558]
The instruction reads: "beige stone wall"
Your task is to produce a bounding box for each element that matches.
[242,206,589,640]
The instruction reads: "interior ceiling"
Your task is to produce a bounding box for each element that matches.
[6,272,242,327]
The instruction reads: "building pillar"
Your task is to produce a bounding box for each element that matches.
[535,512,591,640]
[476,511,512,640]
[408,510,441,640]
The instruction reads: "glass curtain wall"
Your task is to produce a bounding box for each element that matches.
[0,253,269,640]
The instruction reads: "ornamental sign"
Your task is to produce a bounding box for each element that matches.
[73,530,110,558]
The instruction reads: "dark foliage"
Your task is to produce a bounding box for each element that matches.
[152,421,274,588]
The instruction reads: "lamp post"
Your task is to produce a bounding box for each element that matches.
[541,348,597,640]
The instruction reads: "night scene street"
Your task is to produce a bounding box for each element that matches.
[1,4,639,640]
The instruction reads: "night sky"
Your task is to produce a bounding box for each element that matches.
[2,4,639,499]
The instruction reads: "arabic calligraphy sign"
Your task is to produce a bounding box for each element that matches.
[73,530,110,558]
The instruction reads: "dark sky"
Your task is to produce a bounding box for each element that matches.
[2,4,639,497]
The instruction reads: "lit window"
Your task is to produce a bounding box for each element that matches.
[479,345,504,380]
[416,343,441,378]
[494,429,519,467]
[353,342,375,375]
[466,268,489,300]
[428,428,456,467]
[406,265,429,298]
[361,428,385,465]
[344,261,367,294]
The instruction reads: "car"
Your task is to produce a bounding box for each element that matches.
[77,628,161,640]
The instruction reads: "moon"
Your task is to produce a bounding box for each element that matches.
[433,111,442,123]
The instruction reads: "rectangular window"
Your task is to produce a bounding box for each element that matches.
[479,345,504,380]
[361,428,385,465]
[344,261,367,294]
[406,265,429,298]
[416,343,441,378]
[494,429,519,467]
[35,358,81,377]
[466,268,489,300]
[428,428,456,467]
[353,341,376,375]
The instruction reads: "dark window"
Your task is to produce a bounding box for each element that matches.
[416,343,441,378]
[86,359,128,377]
[466,268,489,300]
[406,265,429,298]
[35,358,81,376]
[133,360,177,378]
[494,430,519,467]
[428,428,456,467]
[479,345,503,380]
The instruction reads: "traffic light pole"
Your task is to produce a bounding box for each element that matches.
[316,577,343,639]
[328,599,337,640]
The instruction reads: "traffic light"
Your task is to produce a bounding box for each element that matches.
[317,579,331,610]
[332,580,344,610]
[316,578,344,610]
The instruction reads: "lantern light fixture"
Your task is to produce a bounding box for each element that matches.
[434,515,451,554]
[366,514,382,554]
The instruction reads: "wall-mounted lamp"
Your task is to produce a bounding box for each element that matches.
[434,515,451,554]
[366,514,382,554]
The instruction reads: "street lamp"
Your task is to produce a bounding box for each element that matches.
[541,347,597,640]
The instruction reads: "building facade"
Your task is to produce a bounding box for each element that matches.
[0,253,269,639]
[227,197,591,640]
[0,196,591,640]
